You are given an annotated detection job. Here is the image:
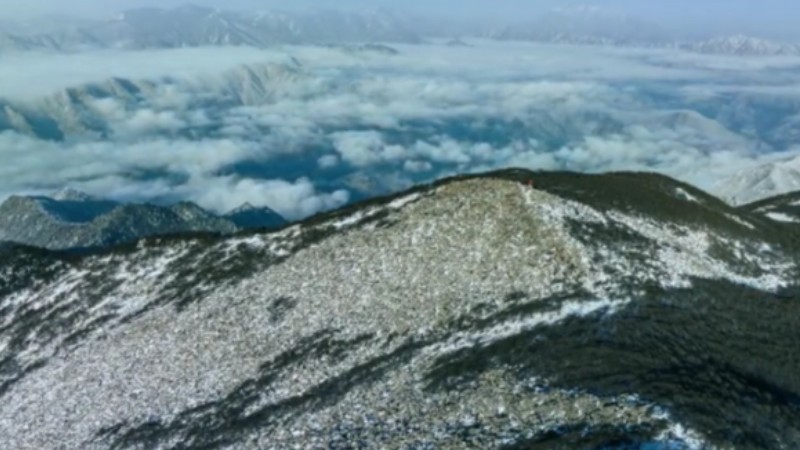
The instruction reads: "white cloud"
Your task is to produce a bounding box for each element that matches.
[188,176,350,219]
[317,154,340,169]
[119,109,186,135]
[331,131,410,167]
[403,160,433,172]
[0,46,283,101]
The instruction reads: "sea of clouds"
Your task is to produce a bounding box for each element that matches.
[2,40,800,218]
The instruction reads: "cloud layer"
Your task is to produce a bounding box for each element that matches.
[3,40,800,217]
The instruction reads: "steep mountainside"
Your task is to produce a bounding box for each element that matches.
[0,169,798,449]
[0,192,287,250]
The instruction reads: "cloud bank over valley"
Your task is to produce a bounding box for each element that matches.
[3,40,800,217]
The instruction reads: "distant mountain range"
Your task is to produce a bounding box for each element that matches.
[485,7,800,56]
[1,5,799,57]
[0,188,287,250]
[486,19,800,57]
[0,61,307,141]
[0,5,419,52]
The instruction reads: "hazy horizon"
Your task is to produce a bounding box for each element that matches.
[2,1,800,41]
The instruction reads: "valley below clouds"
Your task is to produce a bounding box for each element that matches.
[3,40,800,217]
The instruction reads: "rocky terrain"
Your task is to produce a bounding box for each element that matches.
[0,190,287,250]
[0,169,798,449]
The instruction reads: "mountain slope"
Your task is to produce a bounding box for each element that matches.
[741,190,800,224]
[0,192,287,250]
[0,169,798,449]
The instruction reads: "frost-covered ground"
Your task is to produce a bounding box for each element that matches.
[0,171,798,449]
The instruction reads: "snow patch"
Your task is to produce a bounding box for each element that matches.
[675,188,702,204]
[724,213,756,230]
[430,298,628,357]
[653,415,712,450]
[388,193,422,210]
[226,235,269,250]
[331,194,420,230]
[766,212,799,223]
[332,210,370,230]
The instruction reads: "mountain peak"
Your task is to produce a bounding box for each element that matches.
[225,202,288,230]
[229,202,258,214]
[50,187,95,202]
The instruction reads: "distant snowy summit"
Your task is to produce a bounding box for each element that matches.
[683,35,800,56]
[714,155,800,206]
[491,28,800,56]
[0,189,288,250]
[485,7,800,57]
[2,5,799,57]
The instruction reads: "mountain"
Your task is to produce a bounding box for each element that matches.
[0,190,287,250]
[0,169,798,449]
[51,187,97,202]
[0,5,420,53]
[225,203,288,230]
[714,155,800,205]
[683,35,800,56]
[741,190,800,224]
[484,7,800,57]
[0,62,305,140]
[3,6,800,58]
[490,28,800,56]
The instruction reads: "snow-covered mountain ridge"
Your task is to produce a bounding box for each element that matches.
[0,5,419,53]
[2,4,799,57]
[0,62,306,141]
[714,154,800,206]
[1,169,798,449]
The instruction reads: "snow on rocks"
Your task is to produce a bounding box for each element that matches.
[0,176,794,449]
[524,183,791,292]
[427,297,629,357]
